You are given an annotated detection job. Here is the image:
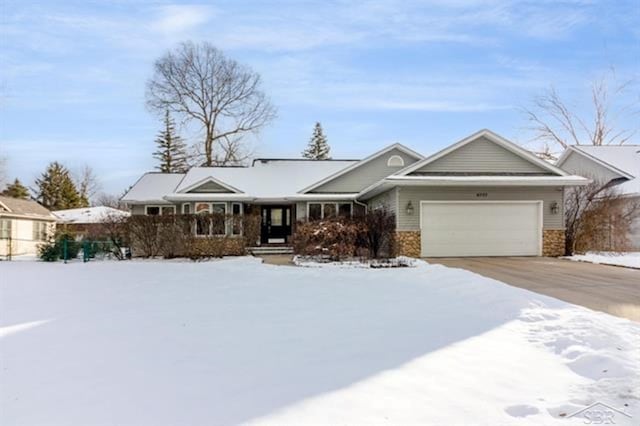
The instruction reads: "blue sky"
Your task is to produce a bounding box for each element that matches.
[1,0,638,195]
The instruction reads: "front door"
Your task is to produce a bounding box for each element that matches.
[261,206,292,244]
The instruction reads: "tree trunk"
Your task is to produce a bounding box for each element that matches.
[205,127,213,167]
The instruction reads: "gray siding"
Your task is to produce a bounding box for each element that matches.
[295,202,306,221]
[368,189,397,214]
[312,148,419,193]
[629,195,640,250]
[188,180,233,193]
[559,151,622,184]
[413,137,549,174]
[395,186,564,230]
[131,205,145,215]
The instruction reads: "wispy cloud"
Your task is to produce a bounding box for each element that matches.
[149,5,216,35]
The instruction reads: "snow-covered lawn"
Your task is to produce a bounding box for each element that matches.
[565,251,640,269]
[1,258,638,425]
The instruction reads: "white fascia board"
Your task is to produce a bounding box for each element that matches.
[396,129,569,177]
[298,143,424,194]
[123,199,174,205]
[0,212,57,221]
[285,194,358,201]
[385,175,590,186]
[0,200,11,213]
[557,146,635,180]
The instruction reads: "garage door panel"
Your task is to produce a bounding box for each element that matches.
[420,202,541,257]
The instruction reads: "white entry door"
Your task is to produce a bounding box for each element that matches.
[420,201,542,257]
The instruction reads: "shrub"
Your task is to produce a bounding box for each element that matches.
[293,219,364,260]
[363,208,396,258]
[123,212,261,259]
[565,179,640,255]
[37,232,82,261]
[38,241,59,262]
[292,208,396,261]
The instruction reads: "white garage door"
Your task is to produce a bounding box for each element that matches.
[420,201,542,257]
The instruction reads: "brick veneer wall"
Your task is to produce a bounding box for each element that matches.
[396,231,421,258]
[542,229,565,257]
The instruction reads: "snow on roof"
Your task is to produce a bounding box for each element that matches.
[571,145,640,195]
[121,173,185,203]
[173,160,357,198]
[53,206,130,224]
[0,195,55,220]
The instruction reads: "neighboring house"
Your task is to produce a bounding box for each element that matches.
[0,195,56,258]
[122,129,588,257]
[53,206,131,238]
[557,145,640,249]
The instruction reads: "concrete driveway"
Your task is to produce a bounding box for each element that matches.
[427,257,640,322]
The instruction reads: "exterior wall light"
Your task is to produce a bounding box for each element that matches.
[406,201,414,216]
[550,201,559,215]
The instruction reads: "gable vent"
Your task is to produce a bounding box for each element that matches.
[387,155,405,167]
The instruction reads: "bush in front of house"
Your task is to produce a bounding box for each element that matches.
[38,232,82,262]
[293,209,396,261]
[292,219,365,260]
[124,213,261,259]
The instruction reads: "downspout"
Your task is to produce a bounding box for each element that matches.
[353,198,368,214]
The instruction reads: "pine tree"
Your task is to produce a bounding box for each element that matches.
[153,110,189,173]
[302,122,331,160]
[35,162,86,210]
[2,178,30,199]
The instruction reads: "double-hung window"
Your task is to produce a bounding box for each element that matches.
[145,205,175,216]
[231,203,243,235]
[32,221,48,241]
[194,203,227,236]
[308,202,352,220]
[0,219,11,239]
[211,203,226,235]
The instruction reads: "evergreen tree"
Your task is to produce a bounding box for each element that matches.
[302,122,331,160]
[2,178,30,199]
[153,110,189,173]
[35,162,86,210]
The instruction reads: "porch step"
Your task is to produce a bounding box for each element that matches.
[250,246,294,255]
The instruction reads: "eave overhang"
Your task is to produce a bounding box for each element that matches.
[357,175,590,200]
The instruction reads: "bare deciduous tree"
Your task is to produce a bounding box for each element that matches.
[523,72,638,158]
[565,178,640,255]
[94,191,129,211]
[75,165,101,205]
[146,41,277,167]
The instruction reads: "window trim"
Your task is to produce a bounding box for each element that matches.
[306,202,353,220]
[181,203,191,214]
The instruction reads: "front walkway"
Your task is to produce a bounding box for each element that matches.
[257,254,295,266]
[426,257,640,322]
